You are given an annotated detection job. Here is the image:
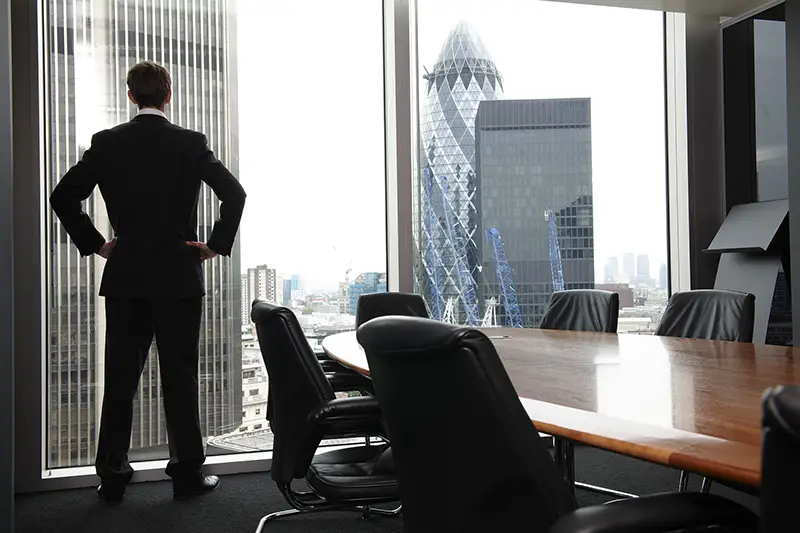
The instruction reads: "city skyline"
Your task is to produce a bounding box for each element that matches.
[235,1,667,291]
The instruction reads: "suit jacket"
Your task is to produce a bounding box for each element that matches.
[49,114,247,299]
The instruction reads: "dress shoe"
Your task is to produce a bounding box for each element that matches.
[173,474,220,501]
[97,484,124,505]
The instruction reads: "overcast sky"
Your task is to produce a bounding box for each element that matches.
[236,0,667,290]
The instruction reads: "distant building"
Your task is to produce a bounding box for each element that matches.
[658,264,668,290]
[241,274,249,325]
[274,274,284,307]
[622,253,635,281]
[637,255,650,279]
[239,349,269,434]
[475,98,594,327]
[338,282,350,314]
[347,272,387,315]
[242,265,276,324]
[596,283,634,308]
[604,257,619,282]
[282,279,292,305]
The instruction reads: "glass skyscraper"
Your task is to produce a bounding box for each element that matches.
[415,23,595,327]
[46,0,242,468]
[415,21,503,325]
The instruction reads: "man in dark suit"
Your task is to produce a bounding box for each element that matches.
[50,61,246,504]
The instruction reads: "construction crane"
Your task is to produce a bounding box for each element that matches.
[421,168,447,321]
[481,297,498,327]
[485,228,523,328]
[344,260,353,283]
[545,209,565,292]
[440,174,480,326]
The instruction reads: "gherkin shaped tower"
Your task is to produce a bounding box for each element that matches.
[415,21,503,324]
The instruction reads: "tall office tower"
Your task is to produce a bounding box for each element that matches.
[46,1,241,468]
[604,257,619,282]
[241,274,250,325]
[245,265,277,306]
[622,253,636,281]
[475,99,595,327]
[414,21,503,324]
[658,263,668,290]
[636,254,651,280]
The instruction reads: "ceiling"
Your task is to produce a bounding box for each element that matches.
[544,0,779,18]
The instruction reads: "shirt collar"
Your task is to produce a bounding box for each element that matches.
[137,107,168,120]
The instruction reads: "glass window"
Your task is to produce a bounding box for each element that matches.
[754,18,788,201]
[413,0,668,333]
[44,0,385,470]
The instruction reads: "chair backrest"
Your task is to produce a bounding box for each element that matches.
[654,289,755,342]
[539,289,619,333]
[355,292,429,327]
[250,300,335,484]
[357,316,577,532]
[761,385,800,533]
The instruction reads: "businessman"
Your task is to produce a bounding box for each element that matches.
[50,61,246,504]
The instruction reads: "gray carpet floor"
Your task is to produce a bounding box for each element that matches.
[15,447,759,533]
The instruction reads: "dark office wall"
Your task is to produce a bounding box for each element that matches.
[0,0,14,528]
[787,0,800,342]
[686,15,725,289]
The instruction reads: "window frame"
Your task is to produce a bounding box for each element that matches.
[12,0,691,493]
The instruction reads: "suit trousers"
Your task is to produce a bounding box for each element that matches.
[95,297,205,486]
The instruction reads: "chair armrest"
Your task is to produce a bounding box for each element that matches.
[325,370,374,394]
[309,397,385,439]
[549,493,758,533]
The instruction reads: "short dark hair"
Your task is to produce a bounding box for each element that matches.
[126,61,171,109]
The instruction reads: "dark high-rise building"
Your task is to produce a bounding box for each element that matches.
[46,0,241,467]
[415,21,503,324]
[475,98,594,327]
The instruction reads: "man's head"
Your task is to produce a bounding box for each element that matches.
[126,61,172,110]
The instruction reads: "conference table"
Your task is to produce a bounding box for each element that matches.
[322,327,800,494]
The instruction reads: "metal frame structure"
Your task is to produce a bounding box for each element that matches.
[485,228,522,328]
[439,174,481,325]
[545,210,565,293]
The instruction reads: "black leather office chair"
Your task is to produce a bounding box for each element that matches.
[358,316,758,533]
[761,385,800,533]
[355,292,429,327]
[540,289,619,333]
[251,299,372,398]
[655,289,756,342]
[655,289,756,493]
[250,302,400,532]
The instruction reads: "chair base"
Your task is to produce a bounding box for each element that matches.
[254,481,402,532]
[575,481,639,499]
[254,504,402,532]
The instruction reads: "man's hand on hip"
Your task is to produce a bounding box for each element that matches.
[97,239,116,259]
[186,241,218,262]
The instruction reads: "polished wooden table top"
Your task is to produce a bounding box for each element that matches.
[322,327,800,486]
